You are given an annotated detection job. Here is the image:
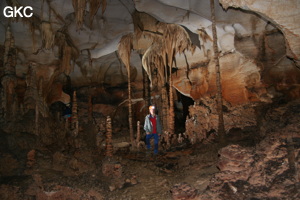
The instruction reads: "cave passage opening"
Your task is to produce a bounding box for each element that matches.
[174,91,194,134]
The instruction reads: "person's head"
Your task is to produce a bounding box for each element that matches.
[149,105,156,116]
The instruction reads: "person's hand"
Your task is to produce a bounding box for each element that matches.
[146,132,150,135]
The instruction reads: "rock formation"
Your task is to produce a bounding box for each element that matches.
[0,0,300,199]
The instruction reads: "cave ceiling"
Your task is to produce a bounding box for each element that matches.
[0,0,300,105]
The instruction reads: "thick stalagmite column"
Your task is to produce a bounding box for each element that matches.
[72,91,79,137]
[210,0,226,141]
[168,65,175,137]
[127,66,135,148]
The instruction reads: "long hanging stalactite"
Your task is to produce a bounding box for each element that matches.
[72,0,107,30]
[118,13,196,147]
[210,0,226,141]
[118,34,135,147]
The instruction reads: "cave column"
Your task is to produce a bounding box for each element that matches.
[168,64,175,138]
[210,0,226,141]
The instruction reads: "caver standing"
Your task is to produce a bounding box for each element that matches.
[144,105,162,155]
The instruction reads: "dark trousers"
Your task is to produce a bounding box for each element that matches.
[146,133,159,154]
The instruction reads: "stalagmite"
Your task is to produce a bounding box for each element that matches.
[178,133,183,144]
[72,91,79,137]
[136,121,141,149]
[105,116,113,157]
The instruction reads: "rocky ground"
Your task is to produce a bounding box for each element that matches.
[0,99,299,200]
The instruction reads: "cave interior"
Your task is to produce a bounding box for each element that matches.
[0,0,300,199]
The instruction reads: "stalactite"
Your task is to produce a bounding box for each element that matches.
[89,0,106,28]
[62,43,73,75]
[72,0,87,30]
[105,116,113,157]
[210,0,225,141]
[72,91,79,137]
[41,21,54,50]
[142,66,150,115]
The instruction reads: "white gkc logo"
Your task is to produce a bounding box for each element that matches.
[3,6,33,18]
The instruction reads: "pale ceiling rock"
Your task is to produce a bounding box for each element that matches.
[219,0,300,61]
[134,0,265,56]
[173,52,268,104]
[174,47,209,71]
[69,51,137,88]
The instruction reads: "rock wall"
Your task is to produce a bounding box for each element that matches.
[185,98,257,143]
[198,99,300,199]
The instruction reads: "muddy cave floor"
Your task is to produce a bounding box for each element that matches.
[1,129,258,200]
[1,99,300,199]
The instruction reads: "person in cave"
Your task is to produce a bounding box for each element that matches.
[144,105,162,155]
[63,103,72,122]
